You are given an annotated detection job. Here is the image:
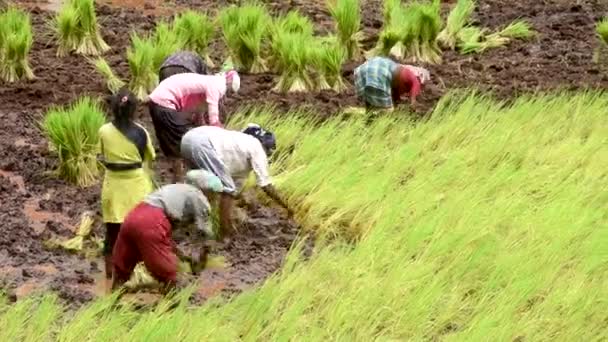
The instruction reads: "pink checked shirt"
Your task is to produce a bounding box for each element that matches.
[148,73,227,125]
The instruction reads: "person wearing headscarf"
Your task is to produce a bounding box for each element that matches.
[180,123,291,239]
[354,57,430,110]
[111,170,223,293]
[98,88,156,283]
[159,50,208,82]
[147,70,240,182]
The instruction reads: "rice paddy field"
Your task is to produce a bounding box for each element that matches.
[0,0,607,340]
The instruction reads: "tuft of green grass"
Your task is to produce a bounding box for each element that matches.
[327,0,363,60]
[597,17,608,45]
[173,10,215,67]
[273,10,315,37]
[491,20,534,40]
[437,0,475,49]
[219,2,271,73]
[90,57,124,93]
[0,6,34,82]
[270,31,313,93]
[41,97,105,187]
[54,0,109,56]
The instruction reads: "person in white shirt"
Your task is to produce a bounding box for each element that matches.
[180,123,291,238]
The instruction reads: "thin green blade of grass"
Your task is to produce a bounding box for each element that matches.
[492,20,534,40]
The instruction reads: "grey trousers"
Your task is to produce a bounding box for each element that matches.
[180,134,237,195]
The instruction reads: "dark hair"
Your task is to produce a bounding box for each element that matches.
[110,88,147,161]
[243,125,276,155]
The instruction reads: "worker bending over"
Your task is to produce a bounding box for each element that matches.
[180,123,291,238]
[354,56,430,111]
[111,170,222,293]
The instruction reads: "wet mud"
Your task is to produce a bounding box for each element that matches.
[0,0,607,306]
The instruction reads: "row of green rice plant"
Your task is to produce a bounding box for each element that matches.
[41,97,105,187]
[6,91,607,339]
[172,10,216,67]
[437,0,475,49]
[0,6,34,82]
[457,20,533,54]
[327,0,363,60]
[372,0,443,64]
[314,36,348,92]
[54,0,109,56]
[219,2,270,73]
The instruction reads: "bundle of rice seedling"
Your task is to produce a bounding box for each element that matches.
[403,1,443,63]
[173,10,215,66]
[327,0,363,60]
[219,3,271,73]
[457,20,533,54]
[598,17,608,46]
[0,7,34,82]
[273,10,314,36]
[127,24,181,100]
[383,0,401,23]
[437,0,475,49]
[315,36,348,92]
[271,31,313,92]
[41,97,105,187]
[90,57,124,93]
[371,1,442,64]
[54,0,109,56]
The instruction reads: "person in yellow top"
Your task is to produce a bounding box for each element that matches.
[98,88,156,281]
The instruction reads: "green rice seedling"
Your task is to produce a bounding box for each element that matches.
[457,20,532,54]
[271,31,313,92]
[173,10,215,67]
[273,10,315,37]
[219,3,271,73]
[0,7,34,82]
[316,36,348,92]
[91,57,125,93]
[437,0,475,49]
[126,33,157,100]
[490,19,534,40]
[597,17,608,46]
[41,97,105,187]
[54,0,109,56]
[383,0,401,23]
[327,0,363,60]
[403,1,443,63]
[372,1,443,63]
[126,24,181,100]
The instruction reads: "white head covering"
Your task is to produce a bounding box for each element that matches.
[404,65,431,84]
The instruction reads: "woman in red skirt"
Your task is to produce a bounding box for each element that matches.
[111,170,223,293]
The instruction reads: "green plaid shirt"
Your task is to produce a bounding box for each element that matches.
[354,57,398,108]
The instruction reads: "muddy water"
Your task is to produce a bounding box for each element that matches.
[24,193,74,235]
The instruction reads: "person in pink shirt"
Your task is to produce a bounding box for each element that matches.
[147,70,240,182]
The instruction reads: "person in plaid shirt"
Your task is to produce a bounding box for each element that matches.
[354,57,430,111]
